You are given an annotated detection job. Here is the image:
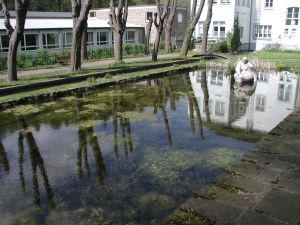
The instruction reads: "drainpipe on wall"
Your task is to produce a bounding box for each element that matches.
[248,0,253,51]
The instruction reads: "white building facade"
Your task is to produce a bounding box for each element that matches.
[194,0,300,51]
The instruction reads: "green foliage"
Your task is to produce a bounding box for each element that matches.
[86,76,95,82]
[226,30,233,52]
[230,15,241,52]
[159,41,165,50]
[60,49,71,56]
[105,73,112,79]
[165,211,203,225]
[35,49,50,66]
[277,63,287,71]
[210,40,229,53]
[108,60,126,68]
[0,55,6,70]
[124,44,132,55]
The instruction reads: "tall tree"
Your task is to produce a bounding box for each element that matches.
[201,0,212,54]
[108,0,128,62]
[0,0,30,81]
[144,17,153,55]
[164,0,177,53]
[179,0,205,57]
[230,15,241,52]
[152,0,170,61]
[70,0,92,72]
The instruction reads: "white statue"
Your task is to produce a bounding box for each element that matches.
[234,57,258,83]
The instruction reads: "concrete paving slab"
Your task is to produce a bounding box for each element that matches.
[211,172,265,193]
[255,189,300,225]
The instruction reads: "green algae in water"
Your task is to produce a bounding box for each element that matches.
[117,111,157,121]
[76,119,104,128]
[204,148,243,168]
[3,104,41,115]
[83,103,107,110]
[54,109,70,113]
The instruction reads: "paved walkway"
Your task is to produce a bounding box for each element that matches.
[0,53,182,80]
[168,108,300,224]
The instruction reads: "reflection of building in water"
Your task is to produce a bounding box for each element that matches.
[189,70,300,133]
[190,69,231,125]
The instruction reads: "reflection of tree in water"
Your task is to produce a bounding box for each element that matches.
[0,140,10,175]
[182,74,205,139]
[110,85,133,159]
[75,102,106,185]
[15,115,56,210]
[152,77,173,145]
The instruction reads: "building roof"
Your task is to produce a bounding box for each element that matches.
[0,18,143,31]
[0,11,73,18]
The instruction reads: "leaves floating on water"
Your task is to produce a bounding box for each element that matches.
[54,109,70,113]
[77,119,104,128]
[117,111,157,121]
[83,103,107,110]
[3,104,41,115]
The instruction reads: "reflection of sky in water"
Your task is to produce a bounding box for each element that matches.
[0,70,298,224]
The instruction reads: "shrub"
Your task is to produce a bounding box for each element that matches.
[263,42,282,51]
[210,40,228,53]
[35,49,50,66]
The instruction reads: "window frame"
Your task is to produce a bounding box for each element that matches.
[145,12,153,22]
[265,0,273,9]
[97,30,109,46]
[213,21,226,37]
[221,0,231,4]
[286,7,299,26]
[62,32,72,48]
[125,30,136,44]
[42,32,60,49]
[254,25,272,39]
[178,13,183,23]
[21,33,40,51]
[0,34,9,53]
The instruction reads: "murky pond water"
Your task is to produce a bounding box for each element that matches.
[0,69,299,225]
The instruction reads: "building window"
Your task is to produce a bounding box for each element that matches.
[211,70,224,85]
[21,33,39,51]
[213,0,217,4]
[62,33,72,48]
[286,7,299,25]
[278,84,292,101]
[247,0,250,7]
[213,22,226,37]
[87,32,94,46]
[240,27,244,38]
[198,21,204,37]
[146,12,153,21]
[284,28,289,36]
[42,32,59,49]
[256,95,266,112]
[125,30,135,43]
[215,101,225,116]
[291,29,297,37]
[89,12,96,18]
[0,34,9,52]
[254,25,272,38]
[97,31,109,45]
[178,13,183,23]
[265,0,273,8]
[221,0,230,4]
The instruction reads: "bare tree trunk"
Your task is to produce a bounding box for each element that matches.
[70,0,92,72]
[81,14,88,61]
[108,0,128,62]
[0,0,29,81]
[164,0,177,53]
[179,0,205,57]
[144,18,153,55]
[113,30,123,61]
[152,0,170,61]
[201,0,213,54]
